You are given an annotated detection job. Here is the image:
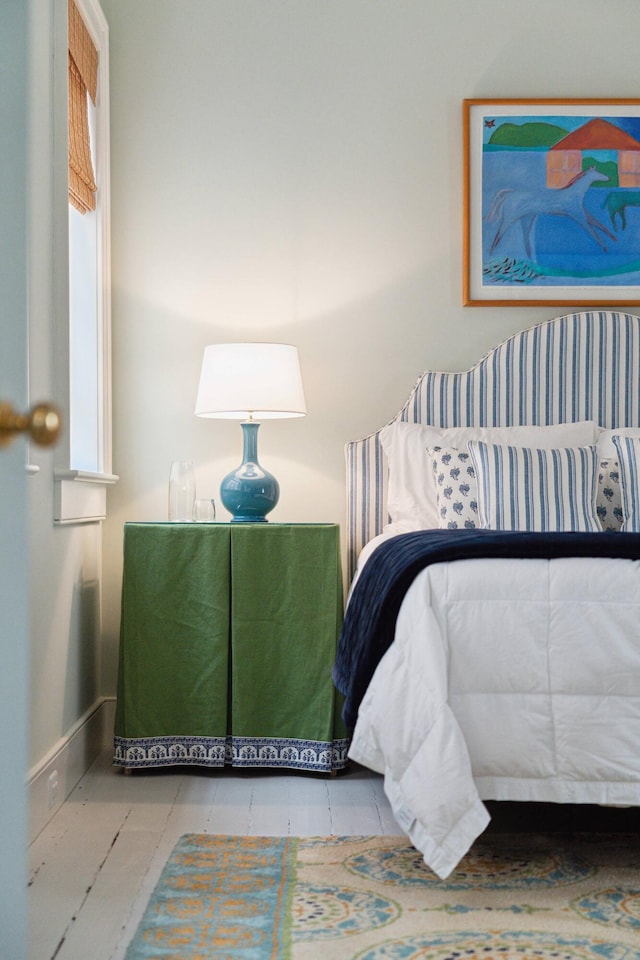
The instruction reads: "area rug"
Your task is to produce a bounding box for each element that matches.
[125,833,640,959]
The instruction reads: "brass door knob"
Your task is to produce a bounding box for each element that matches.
[0,401,62,448]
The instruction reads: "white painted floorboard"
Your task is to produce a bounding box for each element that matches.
[27,749,403,960]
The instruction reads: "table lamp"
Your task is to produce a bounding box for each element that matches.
[194,342,307,522]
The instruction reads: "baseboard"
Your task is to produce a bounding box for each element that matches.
[28,696,116,843]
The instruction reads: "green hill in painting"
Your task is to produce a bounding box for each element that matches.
[488,121,567,148]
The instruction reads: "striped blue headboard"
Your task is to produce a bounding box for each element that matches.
[345,310,640,579]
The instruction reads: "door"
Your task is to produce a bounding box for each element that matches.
[0,0,30,954]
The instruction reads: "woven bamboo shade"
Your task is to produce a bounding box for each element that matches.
[68,0,98,214]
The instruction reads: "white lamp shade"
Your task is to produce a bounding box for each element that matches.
[195,342,307,420]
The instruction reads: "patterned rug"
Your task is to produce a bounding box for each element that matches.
[125,833,640,959]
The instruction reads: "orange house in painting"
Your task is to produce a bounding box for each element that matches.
[546,118,640,188]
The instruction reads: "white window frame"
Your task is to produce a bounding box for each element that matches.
[54,0,117,524]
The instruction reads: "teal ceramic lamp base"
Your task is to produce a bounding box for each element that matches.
[220,421,279,522]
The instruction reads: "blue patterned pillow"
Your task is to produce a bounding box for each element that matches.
[429,446,479,530]
[596,458,623,532]
[468,442,601,532]
[431,444,617,532]
[612,436,640,532]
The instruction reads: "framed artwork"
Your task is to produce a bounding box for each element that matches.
[463,98,640,306]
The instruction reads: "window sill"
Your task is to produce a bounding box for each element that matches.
[54,469,119,524]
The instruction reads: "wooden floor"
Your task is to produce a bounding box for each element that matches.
[27,749,403,960]
[28,749,638,960]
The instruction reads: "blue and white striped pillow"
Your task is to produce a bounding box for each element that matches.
[468,442,601,532]
[612,435,640,532]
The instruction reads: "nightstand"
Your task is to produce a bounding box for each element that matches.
[113,522,349,772]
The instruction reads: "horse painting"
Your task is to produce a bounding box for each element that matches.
[485,167,617,261]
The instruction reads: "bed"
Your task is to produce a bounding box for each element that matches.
[333,309,640,879]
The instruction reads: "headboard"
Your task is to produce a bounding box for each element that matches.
[345,310,640,579]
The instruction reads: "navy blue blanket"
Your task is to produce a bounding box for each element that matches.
[333,528,640,729]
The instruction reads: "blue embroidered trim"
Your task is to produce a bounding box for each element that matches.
[113,735,350,772]
[112,736,226,768]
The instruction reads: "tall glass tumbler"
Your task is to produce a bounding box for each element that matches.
[168,460,196,521]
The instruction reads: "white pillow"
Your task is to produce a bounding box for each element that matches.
[612,435,640,532]
[468,441,601,532]
[380,419,599,528]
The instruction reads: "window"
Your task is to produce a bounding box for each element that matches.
[54,0,116,523]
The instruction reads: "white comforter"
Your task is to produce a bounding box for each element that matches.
[348,553,640,878]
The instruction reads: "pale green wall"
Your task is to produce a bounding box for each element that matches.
[25,0,103,776]
[100,0,640,687]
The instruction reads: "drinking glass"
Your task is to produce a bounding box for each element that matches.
[193,498,216,522]
[168,460,196,521]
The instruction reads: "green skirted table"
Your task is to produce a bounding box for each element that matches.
[113,522,349,773]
